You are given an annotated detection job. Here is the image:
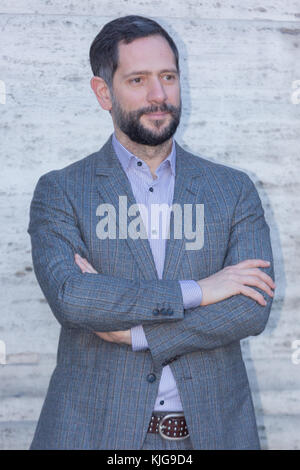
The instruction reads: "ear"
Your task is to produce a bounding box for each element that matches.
[90,76,112,111]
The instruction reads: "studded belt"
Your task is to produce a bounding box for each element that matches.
[147,413,189,441]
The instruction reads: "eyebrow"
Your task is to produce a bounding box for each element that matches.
[123,69,179,79]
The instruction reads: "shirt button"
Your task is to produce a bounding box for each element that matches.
[137,161,142,166]
[149,187,154,192]
[147,373,156,383]
[160,400,164,405]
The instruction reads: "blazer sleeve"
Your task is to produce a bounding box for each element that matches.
[27,170,185,332]
[142,172,275,369]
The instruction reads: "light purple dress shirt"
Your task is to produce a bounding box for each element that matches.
[112,132,203,412]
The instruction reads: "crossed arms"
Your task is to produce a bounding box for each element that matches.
[28,170,275,368]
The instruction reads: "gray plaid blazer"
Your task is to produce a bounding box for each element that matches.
[27,134,274,449]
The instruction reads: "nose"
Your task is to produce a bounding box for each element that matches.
[147,77,168,104]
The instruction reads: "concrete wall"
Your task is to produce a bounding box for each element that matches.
[0,0,299,450]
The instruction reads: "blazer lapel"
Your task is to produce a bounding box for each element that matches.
[161,141,206,280]
[95,135,159,280]
[94,134,207,281]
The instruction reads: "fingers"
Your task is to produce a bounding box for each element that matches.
[231,260,275,294]
[236,259,271,269]
[74,253,98,274]
[240,286,267,306]
[94,331,125,344]
[225,260,275,305]
[239,275,274,298]
[94,332,111,341]
[242,268,275,290]
[74,254,90,273]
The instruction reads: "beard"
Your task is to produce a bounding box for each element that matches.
[110,93,182,146]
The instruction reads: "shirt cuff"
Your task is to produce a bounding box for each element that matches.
[179,280,203,309]
[131,325,149,351]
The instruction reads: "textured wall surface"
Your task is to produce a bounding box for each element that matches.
[0,0,299,450]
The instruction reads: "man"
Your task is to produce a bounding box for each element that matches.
[28,15,275,450]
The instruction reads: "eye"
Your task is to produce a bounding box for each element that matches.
[163,74,176,81]
[130,77,143,84]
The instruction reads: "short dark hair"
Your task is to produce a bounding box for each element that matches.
[89,15,180,92]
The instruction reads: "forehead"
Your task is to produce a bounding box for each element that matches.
[116,35,177,74]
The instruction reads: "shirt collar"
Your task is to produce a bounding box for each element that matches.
[112,132,176,176]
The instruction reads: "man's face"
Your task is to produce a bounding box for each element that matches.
[110,34,181,146]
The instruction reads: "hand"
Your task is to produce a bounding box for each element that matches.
[74,253,132,346]
[74,253,98,274]
[94,330,132,345]
[197,259,275,306]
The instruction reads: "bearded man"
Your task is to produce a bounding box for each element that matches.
[28,15,275,450]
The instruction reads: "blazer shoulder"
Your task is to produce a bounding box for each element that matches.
[183,146,255,189]
[34,149,102,188]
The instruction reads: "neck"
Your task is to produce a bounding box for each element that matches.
[114,128,173,176]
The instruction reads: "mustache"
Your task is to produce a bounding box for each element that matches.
[137,103,179,117]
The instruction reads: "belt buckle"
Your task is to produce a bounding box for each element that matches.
[158,413,189,441]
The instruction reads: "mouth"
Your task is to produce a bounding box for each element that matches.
[145,111,170,119]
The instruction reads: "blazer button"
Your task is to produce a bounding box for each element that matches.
[147,373,156,383]
[152,308,159,316]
